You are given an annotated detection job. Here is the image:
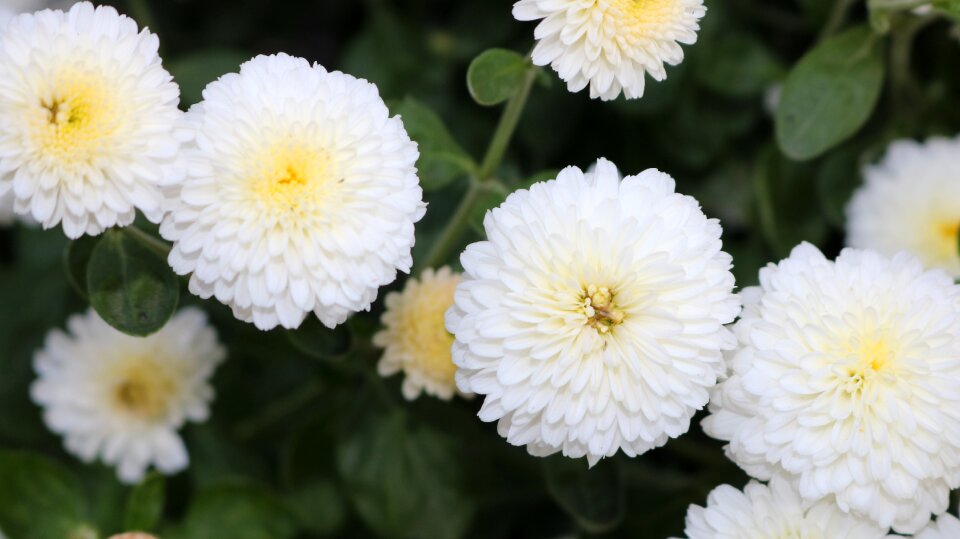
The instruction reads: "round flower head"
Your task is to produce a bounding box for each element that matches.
[374,266,463,401]
[911,514,960,539]
[674,478,888,539]
[703,243,960,533]
[846,136,960,277]
[0,2,185,239]
[512,0,706,101]
[446,158,740,464]
[31,308,225,483]
[161,53,425,331]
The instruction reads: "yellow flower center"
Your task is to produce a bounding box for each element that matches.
[608,0,683,32]
[841,338,893,394]
[110,358,178,421]
[580,284,625,334]
[248,141,336,215]
[934,219,960,258]
[33,70,119,164]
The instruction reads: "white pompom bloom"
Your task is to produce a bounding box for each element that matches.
[446,158,739,465]
[911,513,960,539]
[674,478,888,539]
[0,2,185,239]
[703,243,960,533]
[374,266,463,401]
[846,136,960,277]
[512,0,706,101]
[31,308,225,484]
[161,53,425,331]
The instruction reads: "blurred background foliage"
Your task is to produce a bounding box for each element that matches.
[1,0,959,537]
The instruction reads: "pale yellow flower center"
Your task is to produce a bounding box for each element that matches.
[249,141,336,214]
[580,284,625,334]
[841,337,893,394]
[607,0,683,32]
[110,357,178,420]
[33,70,119,164]
[933,219,960,259]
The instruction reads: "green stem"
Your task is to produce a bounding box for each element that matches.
[477,67,537,180]
[819,0,858,41]
[417,180,486,273]
[235,379,326,440]
[416,65,536,273]
[124,225,171,258]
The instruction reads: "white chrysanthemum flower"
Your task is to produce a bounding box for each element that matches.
[674,478,888,539]
[512,0,706,100]
[161,53,425,331]
[31,307,225,484]
[0,2,185,239]
[846,136,960,277]
[374,266,463,401]
[703,243,960,533]
[446,158,739,464]
[910,513,960,539]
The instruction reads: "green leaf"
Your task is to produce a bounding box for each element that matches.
[166,483,297,539]
[0,450,95,539]
[63,235,101,298]
[284,482,346,536]
[467,48,530,106]
[337,411,475,539]
[393,97,476,191]
[285,316,352,360]
[775,26,885,160]
[693,32,784,97]
[124,473,165,532]
[168,49,249,107]
[280,395,349,536]
[86,229,180,337]
[542,456,624,534]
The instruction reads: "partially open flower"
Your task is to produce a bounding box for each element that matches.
[374,266,463,401]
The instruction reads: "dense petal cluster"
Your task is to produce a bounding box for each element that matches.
[911,513,960,539]
[675,478,888,539]
[374,266,463,400]
[513,0,705,100]
[31,308,225,483]
[0,2,185,238]
[446,158,739,464]
[161,53,425,330]
[703,243,960,533]
[846,136,960,277]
